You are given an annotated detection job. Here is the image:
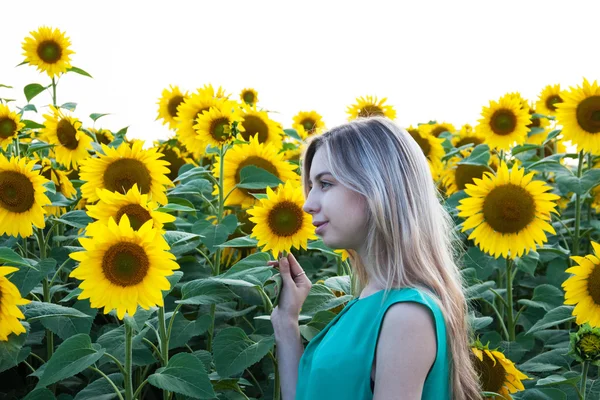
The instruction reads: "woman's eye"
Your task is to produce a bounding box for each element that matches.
[320,181,332,189]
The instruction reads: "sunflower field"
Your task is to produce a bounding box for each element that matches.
[1,26,600,400]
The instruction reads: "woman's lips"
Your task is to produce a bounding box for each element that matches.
[315,222,328,235]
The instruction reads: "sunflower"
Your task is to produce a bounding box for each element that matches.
[247,181,316,257]
[346,95,396,121]
[214,135,300,208]
[472,344,529,399]
[38,157,77,216]
[0,155,50,238]
[451,124,484,148]
[200,83,229,99]
[157,85,189,131]
[154,141,195,182]
[89,128,115,146]
[442,154,493,196]
[457,162,559,259]
[0,105,25,150]
[525,110,550,145]
[238,105,284,150]
[193,99,245,148]
[86,184,175,234]
[175,89,222,158]
[334,249,350,261]
[476,94,531,151]
[240,88,258,106]
[292,111,325,139]
[563,241,600,327]
[79,140,172,205]
[421,122,456,138]
[281,143,303,164]
[555,78,600,155]
[21,26,74,78]
[406,125,445,180]
[536,84,563,117]
[569,323,600,364]
[0,267,30,341]
[70,215,179,319]
[41,106,93,169]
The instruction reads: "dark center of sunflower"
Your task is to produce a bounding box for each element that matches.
[243,91,255,104]
[527,113,541,129]
[482,184,535,234]
[161,147,186,181]
[474,351,507,393]
[546,95,563,112]
[240,115,269,143]
[431,126,450,137]
[407,129,431,157]
[235,156,279,195]
[267,201,304,237]
[37,40,62,64]
[194,108,211,126]
[358,105,384,118]
[115,204,152,230]
[167,95,185,118]
[95,130,112,145]
[576,96,600,134]
[454,164,489,191]
[0,117,17,139]
[210,118,232,142]
[587,264,600,305]
[56,119,79,150]
[579,333,600,359]
[302,119,316,134]
[102,242,150,287]
[41,167,53,183]
[103,159,152,195]
[490,110,517,135]
[456,136,484,148]
[0,171,35,213]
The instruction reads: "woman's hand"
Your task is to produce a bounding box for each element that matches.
[268,253,312,321]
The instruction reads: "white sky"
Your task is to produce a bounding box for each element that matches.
[1,0,599,147]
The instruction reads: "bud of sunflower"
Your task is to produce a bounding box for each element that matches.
[569,323,600,365]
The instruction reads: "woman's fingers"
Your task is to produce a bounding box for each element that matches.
[278,256,295,287]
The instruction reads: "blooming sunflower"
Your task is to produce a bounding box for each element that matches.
[472,344,529,399]
[154,141,195,182]
[347,95,396,121]
[0,267,30,341]
[476,94,531,151]
[406,126,445,180]
[451,124,484,148]
[193,99,245,148]
[175,89,221,158]
[240,88,258,106]
[79,140,172,205]
[41,106,93,169]
[86,184,175,233]
[37,157,77,216]
[563,241,600,327]
[21,26,74,78]
[247,181,316,257]
[157,85,189,131]
[536,84,563,117]
[238,105,284,150]
[555,78,600,154]
[0,105,25,150]
[421,122,456,138]
[70,216,179,319]
[89,128,115,146]
[457,162,559,259]
[214,135,300,208]
[292,111,325,139]
[0,155,50,237]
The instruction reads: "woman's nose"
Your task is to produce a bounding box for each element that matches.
[303,192,319,214]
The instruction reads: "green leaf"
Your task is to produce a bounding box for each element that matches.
[60,102,77,111]
[34,334,105,388]
[0,247,33,267]
[0,324,30,373]
[170,179,212,195]
[22,119,45,129]
[89,113,110,122]
[511,144,542,156]
[0,84,13,88]
[527,305,575,334]
[200,224,230,252]
[544,129,562,143]
[164,270,183,297]
[284,128,302,141]
[470,315,493,331]
[301,284,352,316]
[40,299,97,340]
[54,210,93,229]
[323,275,351,294]
[178,279,239,305]
[173,166,211,183]
[67,66,93,78]
[97,325,156,366]
[527,160,572,175]
[216,235,258,248]
[43,180,56,194]
[554,171,600,195]
[21,104,38,113]
[536,374,581,387]
[10,258,56,297]
[22,389,56,400]
[24,83,47,102]
[27,142,55,157]
[580,168,600,193]
[148,353,215,399]
[221,214,238,235]
[307,239,339,257]
[225,252,271,275]
[23,301,93,322]
[514,251,539,276]
[519,388,567,400]
[237,165,283,190]
[164,231,203,256]
[157,203,197,213]
[517,284,564,312]
[299,310,336,341]
[458,144,490,166]
[73,372,123,400]
[167,313,211,350]
[213,327,275,377]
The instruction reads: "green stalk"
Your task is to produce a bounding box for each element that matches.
[36,228,54,360]
[573,151,585,258]
[268,351,280,400]
[124,323,134,400]
[505,257,515,341]
[580,360,589,399]
[336,256,343,276]
[157,307,170,400]
[51,77,57,107]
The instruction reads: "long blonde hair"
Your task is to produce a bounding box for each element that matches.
[302,117,481,399]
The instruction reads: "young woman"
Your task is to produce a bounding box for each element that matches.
[269,117,481,399]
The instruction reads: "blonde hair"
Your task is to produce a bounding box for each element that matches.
[302,117,481,400]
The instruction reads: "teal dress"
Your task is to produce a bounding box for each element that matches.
[296,287,451,399]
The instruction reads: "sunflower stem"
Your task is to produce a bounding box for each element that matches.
[580,360,589,399]
[124,322,134,400]
[158,307,170,400]
[505,257,516,341]
[268,351,281,400]
[51,77,57,107]
[336,256,343,276]
[573,151,585,258]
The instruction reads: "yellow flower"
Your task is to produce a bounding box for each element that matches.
[555,78,600,154]
[536,84,563,117]
[70,215,179,319]
[406,126,444,180]
[37,157,76,217]
[451,124,484,148]
[441,154,493,196]
[292,111,325,139]
[0,267,30,341]
[347,95,396,120]
[41,106,93,169]
[0,155,50,237]
[154,141,196,182]
[193,99,245,148]
[21,26,74,77]
[88,128,115,146]
[79,140,172,205]
[247,181,317,257]
[476,94,531,151]
[563,242,600,327]
[157,85,189,130]
[421,122,456,138]
[0,105,25,150]
[240,88,258,106]
[458,162,559,259]
[472,345,529,399]
[238,104,284,150]
[175,89,221,158]
[213,135,299,208]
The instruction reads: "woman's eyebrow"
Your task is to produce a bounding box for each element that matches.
[309,171,332,183]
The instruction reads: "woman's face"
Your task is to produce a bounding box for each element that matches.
[303,147,369,251]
